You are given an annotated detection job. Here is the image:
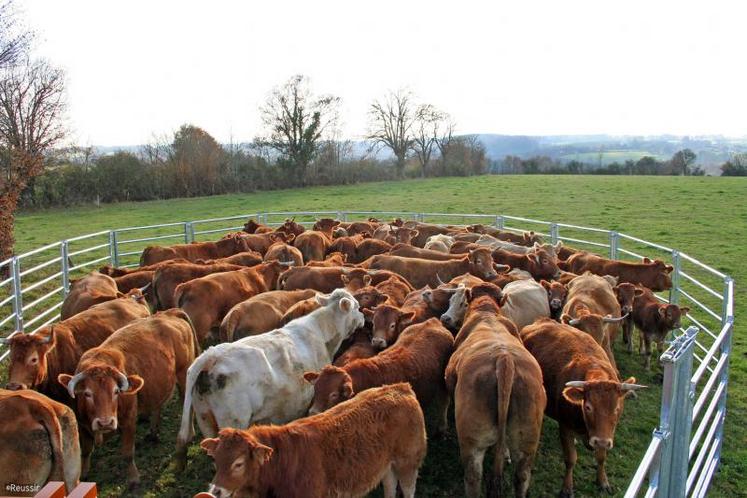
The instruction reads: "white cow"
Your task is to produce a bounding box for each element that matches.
[424,234,456,253]
[475,234,562,258]
[440,279,550,330]
[175,288,364,465]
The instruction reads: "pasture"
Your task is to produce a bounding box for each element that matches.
[11,175,746,497]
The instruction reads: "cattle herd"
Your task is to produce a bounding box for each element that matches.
[0,216,691,498]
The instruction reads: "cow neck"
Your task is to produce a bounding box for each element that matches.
[310,305,351,359]
[43,325,78,391]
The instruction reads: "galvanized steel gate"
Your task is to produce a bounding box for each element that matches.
[0,211,735,497]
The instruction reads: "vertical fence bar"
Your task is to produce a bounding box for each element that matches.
[670,250,681,305]
[495,215,504,230]
[109,230,119,267]
[61,240,70,297]
[11,257,22,331]
[550,223,559,244]
[184,222,194,243]
[609,231,619,259]
[657,327,698,498]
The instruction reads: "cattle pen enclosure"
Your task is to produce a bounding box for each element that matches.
[0,208,734,498]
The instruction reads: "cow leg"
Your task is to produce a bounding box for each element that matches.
[381,465,398,498]
[643,334,653,370]
[80,432,94,478]
[559,425,577,498]
[513,451,534,498]
[603,335,618,372]
[431,387,450,437]
[146,407,162,443]
[595,447,613,494]
[487,444,506,498]
[120,405,140,488]
[461,445,487,498]
[624,320,634,353]
[394,462,419,498]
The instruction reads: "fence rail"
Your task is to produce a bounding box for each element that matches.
[0,210,734,496]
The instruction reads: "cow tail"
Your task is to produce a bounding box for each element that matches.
[278,270,289,290]
[494,352,515,479]
[151,269,163,311]
[178,308,202,357]
[139,248,148,267]
[33,402,66,483]
[176,351,214,457]
[219,309,237,343]
[175,283,187,309]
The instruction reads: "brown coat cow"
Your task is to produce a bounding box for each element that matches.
[521,319,644,496]
[366,247,500,289]
[176,262,287,344]
[632,288,690,369]
[541,279,569,320]
[279,266,409,293]
[327,234,368,262]
[114,271,153,294]
[492,247,561,280]
[263,241,304,267]
[58,308,199,488]
[306,252,347,267]
[353,238,392,263]
[61,272,120,320]
[332,327,376,367]
[0,389,81,493]
[615,282,645,353]
[445,288,546,498]
[3,291,151,401]
[466,225,543,246]
[389,243,465,261]
[306,318,453,434]
[151,262,245,310]
[199,383,427,498]
[218,289,318,342]
[140,233,254,265]
[293,230,330,262]
[243,219,272,234]
[564,253,673,291]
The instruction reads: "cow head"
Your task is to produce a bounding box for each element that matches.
[352,286,388,310]
[315,289,365,337]
[340,269,372,291]
[468,247,501,280]
[393,227,418,245]
[422,284,459,315]
[304,365,354,415]
[243,219,262,234]
[466,224,486,234]
[275,218,305,237]
[614,283,643,315]
[391,217,404,227]
[562,309,628,344]
[323,252,347,266]
[3,329,56,390]
[522,231,544,245]
[365,305,415,349]
[441,283,503,330]
[541,280,568,315]
[58,364,143,434]
[200,429,273,498]
[563,378,645,450]
[658,304,690,330]
[327,237,357,262]
[312,218,340,236]
[526,247,561,280]
[268,232,294,245]
[643,258,674,290]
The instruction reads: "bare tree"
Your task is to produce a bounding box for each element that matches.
[367,89,415,177]
[258,74,340,184]
[0,59,66,264]
[0,1,32,69]
[436,115,456,159]
[412,104,447,177]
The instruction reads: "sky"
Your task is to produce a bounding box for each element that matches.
[19,0,747,146]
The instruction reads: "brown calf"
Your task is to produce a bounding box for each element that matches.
[541,279,568,320]
[389,243,465,261]
[521,319,644,496]
[151,262,245,310]
[614,282,645,352]
[199,383,426,498]
[466,225,543,246]
[58,308,199,488]
[564,252,673,291]
[242,218,272,234]
[445,288,545,498]
[61,272,119,320]
[263,241,304,267]
[632,288,690,369]
[492,247,561,280]
[140,233,254,265]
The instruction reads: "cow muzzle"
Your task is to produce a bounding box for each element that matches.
[92,416,118,432]
[441,314,454,328]
[622,306,632,314]
[5,382,27,391]
[550,299,562,310]
[371,337,387,350]
[208,484,232,498]
[589,436,613,450]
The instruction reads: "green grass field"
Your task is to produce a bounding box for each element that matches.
[10,175,747,497]
[559,150,670,165]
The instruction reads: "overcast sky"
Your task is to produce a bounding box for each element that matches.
[20,0,747,145]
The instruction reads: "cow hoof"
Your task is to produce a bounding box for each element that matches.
[558,489,574,498]
[127,480,140,492]
[598,483,614,494]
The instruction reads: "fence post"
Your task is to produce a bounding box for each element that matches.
[550,223,559,244]
[495,215,504,230]
[609,231,619,259]
[713,277,734,474]
[61,241,70,297]
[670,250,681,305]
[109,230,119,267]
[11,256,23,332]
[184,222,194,243]
[657,326,698,498]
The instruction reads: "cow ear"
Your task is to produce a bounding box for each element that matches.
[315,293,331,306]
[341,381,354,399]
[362,308,375,318]
[642,257,652,264]
[363,275,372,286]
[680,307,690,314]
[665,265,674,273]
[494,263,510,274]
[303,371,320,384]
[560,313,572,325]
[339,298,354,313]
[200,437,219,456]
[540,280,551,290]
[634,288,645,297]
[658,306,667,318]
[340,274,350,285]
[269,233,278,242]
[562,386,585,405]
[252,443,273,464]
[400,311,416,326]
[286,233,295,243]
[124,375,145,395]
[57,374,74,393]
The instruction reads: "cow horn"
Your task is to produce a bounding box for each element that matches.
[603,313,629,323]
[565,381,587,388]
[620,383,647,391]
[40,327,54,343]
[436,273,447,286]
[115,372,129,392]
[0,330,23,344]
[568,318,581,326]
[278,260,295,267]
[138,282,152,294]
[65,372,87,398]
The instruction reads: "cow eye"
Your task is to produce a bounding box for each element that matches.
[584,403,592,412]
[29,357,38,364]
[330,392,339,400]
[233,460,244,469]
[389,323,395,330]
[84,391,93,399]
[114,387,120,395]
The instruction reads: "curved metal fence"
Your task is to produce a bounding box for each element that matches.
[0,210,735,497]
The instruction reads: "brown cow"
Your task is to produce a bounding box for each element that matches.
[293,230,330,262]
[492,247,560,281]
[113,271,153,294]
[466,225,543,246]
[333,327,376,367]
[564,253,673,291]
[279,266,409,293]
[0,389,81,493]
[541,279,568,320]
[140,233,254,265]
[521,319,644,496]
[560,273,627,370]
[196,250,264,267]
[58,308,199,488]
[151,262,245,310]
[61,272,120,320]
[274,218,306,237]
[353,238,392,263]
[306,318,453,433]
[3,291,151,401]
[366,247,500,289]
[614,282,645,352]
[243,218,272,234]
[340,221,377,236]
[306,252,347,267]
[263,240,303,267]
[632,288,690,369]
[218,289,318,342]
[198,383,426,498]
[312,218,341,238]
[327,234,369,262]
[176,262,288,344]
[237,232,291,256]
[557,244,580,261]
[556,270,580,285]
[445,286,545,498]
[384,226,419,246]
[389,243,465,261]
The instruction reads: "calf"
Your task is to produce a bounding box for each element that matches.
[384,226,419,246]
[564,253,673,291]
[521,319,644,496]
[389,243,465,261]
[306,251,347,267]
[424,233,456,252]
[615,282,644,352]
[367,247,500,289]
[492,247,561,280]
[327,234,368,262]
[242,218,272,234]
[561,273,628,370]
[306,318,453,434]
[218,289,318,342]
[151,261,245,310]
[541,279,568,320]
[198,383,426,498]
[0,389,81,493]
[140,233,254,265]
[263,240,303,267]
[445,286,545,498]
[58,308,199,488]
[61,272,119,319]
[175,289,364,467]
[312,218,341,238]
[274,218,305,238]
[632,288,689,369]
[293,230,330,262]
[3,291,151,401]
[176,262,288,344]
